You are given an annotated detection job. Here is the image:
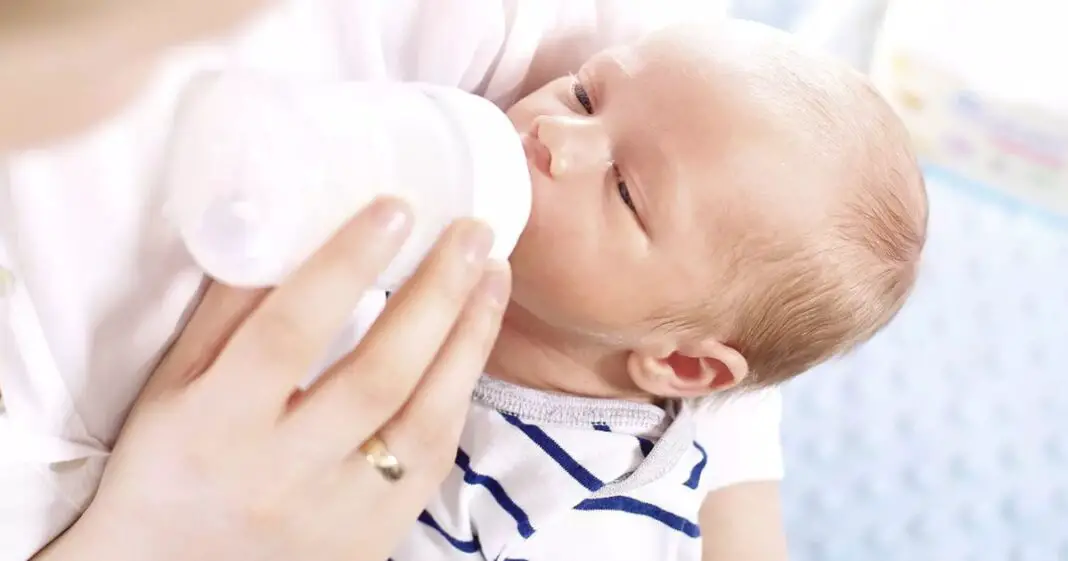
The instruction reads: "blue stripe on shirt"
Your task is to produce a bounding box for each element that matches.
[683,442,708,489]
[589,421,656,459]
[500,412,605,491]
[417,510,481,554]
[637,437,655,457]
[455,448,536,538]
[574,496,701,538]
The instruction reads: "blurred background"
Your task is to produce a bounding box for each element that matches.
[725,0,1068,559]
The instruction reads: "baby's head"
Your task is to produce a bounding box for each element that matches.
[503,19,927,399]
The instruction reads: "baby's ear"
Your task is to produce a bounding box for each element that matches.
[626,338,748,398]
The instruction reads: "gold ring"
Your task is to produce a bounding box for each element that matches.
[358,435,404,482]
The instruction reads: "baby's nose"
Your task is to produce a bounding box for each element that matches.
[534,115,612,178]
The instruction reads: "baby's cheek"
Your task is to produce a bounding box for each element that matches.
[525,177,559,234]
[535,186,587,234]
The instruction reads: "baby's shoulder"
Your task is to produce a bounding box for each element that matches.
[692,388,785,493]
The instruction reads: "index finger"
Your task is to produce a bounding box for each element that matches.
[208,197,412,409]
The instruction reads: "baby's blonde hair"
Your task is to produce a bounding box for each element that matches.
[691,23,929,388]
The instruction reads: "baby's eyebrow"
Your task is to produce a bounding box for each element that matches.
[629,120,683,233]
[636,152,675,228]
[592,51,679,228]
[603,48,637,80]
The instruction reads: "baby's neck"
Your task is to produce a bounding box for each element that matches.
[485,304,654,403]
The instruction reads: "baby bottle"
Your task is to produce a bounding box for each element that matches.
[161,71,532,289]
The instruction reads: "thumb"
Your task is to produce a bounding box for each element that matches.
[142,279,269,397]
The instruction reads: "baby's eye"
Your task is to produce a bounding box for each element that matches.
[571,80,594,114]
[615,168,638,215]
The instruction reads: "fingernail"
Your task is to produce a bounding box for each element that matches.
[461,221,495,265]
[370,198,411,234]
[480,260,512,309]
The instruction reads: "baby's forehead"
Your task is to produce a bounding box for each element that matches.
[617,24,921,261]
[598,26,867,228]
[604,38,798,132]
[598,38,718,90]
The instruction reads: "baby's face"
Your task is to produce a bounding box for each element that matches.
[505,30,818,341]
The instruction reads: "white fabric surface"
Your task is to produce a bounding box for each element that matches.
[781,169,1068,561]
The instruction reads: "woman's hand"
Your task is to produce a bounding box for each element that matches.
[41,197,510,561]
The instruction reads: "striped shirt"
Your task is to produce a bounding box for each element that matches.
[390,376,781,560]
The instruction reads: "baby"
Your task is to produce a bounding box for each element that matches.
[391,20,927,561]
